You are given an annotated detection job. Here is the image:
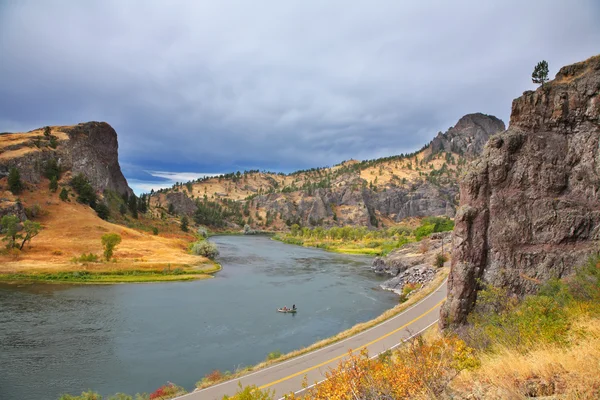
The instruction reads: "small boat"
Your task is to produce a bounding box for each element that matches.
[277,308,297,313]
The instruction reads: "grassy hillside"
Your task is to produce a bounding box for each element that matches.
[0,177,218,283]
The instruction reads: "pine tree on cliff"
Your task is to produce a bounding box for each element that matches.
[532,60,549,88]
[128,194,138,219]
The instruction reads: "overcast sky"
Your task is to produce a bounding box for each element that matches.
[1,1,599,193]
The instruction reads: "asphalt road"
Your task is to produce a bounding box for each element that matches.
[177,281,447,400]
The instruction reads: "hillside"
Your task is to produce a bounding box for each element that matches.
[0,123,216,282]
[150,113,505,231]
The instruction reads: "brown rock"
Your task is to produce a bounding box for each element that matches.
[441,55,600,327]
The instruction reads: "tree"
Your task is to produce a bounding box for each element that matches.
[532,60,549,88]
[8,167,23,194]
[1,215,20,249]
[128,194,138,219]
[43,126,51,137]
[59,187,69,201]
[18,220,41,250]
[49,176,58,192]
[168,203,175,214]
[95,202,110,220]
[181,215,189,232]
[101,233,121,261]
[119,202,127,215]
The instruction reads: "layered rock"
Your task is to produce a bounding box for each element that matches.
[441,55,600,327]
[0,122,132,196]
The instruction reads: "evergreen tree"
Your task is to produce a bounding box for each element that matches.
[532,60,549,88]
[8,167,23,194]
[49,176,58,192]
[128,194,138,219]
[59,188,69,201]
[181,215,189,232]
[95,202,110,220]
[119,202,127,215]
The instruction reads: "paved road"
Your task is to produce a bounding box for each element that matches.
[177,281,447,400]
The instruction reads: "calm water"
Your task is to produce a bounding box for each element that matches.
[0,235,397,400]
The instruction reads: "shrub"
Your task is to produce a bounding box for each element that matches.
[49,176,58,192]
[266,350,282,361]
[197,226,208,238]
[414,223,435,241]
[191,240,219,259]
[434,252,448,268]
[71,253,99,263]
[70,174,97,207]
[148,382,186,400]
[59,187,69,201]
[152,227,158,235]
[223,383,274,400]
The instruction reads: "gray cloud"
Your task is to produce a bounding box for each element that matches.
[1,0,599,175]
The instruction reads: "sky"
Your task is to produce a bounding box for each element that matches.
[1,1,599,194]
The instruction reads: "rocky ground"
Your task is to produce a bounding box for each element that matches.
[372,231,451,295]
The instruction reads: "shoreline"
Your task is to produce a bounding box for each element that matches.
[0,261,222,284]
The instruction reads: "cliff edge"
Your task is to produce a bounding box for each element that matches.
[441,55,600,326]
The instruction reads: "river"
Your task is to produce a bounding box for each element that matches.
[0,235,397,400]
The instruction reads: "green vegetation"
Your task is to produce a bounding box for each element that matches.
[71,253,100,263]
[95,202,110,220]
[8,167,23,194]
[101,233,121,261]
[532,60,549,88]
[265,350,282,361]
[275,217,453,256]
[1,215,42,250]
[59,187,69,201]
[191,240,219,259]
[180,215,189,232]
[464,253,600,352]
[71,174,97,207]
[58,382,186,399]
[1,264,221,284]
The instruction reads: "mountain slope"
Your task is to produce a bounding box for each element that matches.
[151,113,505,230]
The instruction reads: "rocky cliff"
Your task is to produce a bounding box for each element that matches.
[0,122,132,196]
[430,113,505,158]
[441,55,600,327]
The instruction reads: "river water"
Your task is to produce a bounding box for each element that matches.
[0,235,397,400]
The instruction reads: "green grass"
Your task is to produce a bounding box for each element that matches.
[0,263,222,284]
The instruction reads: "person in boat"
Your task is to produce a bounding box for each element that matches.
[292,304,296,310]
[282,306,288,311]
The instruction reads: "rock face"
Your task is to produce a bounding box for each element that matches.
[250,114,504,227]
[430,113,506,158]
[0,122,132,196]
[441,55,600,327]
[373,231,451,294]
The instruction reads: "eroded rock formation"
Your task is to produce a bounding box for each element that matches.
[441,55,600,327]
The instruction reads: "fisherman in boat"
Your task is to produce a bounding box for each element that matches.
[292,304,296,310]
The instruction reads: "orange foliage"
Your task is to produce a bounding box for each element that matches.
[286,335,478,400]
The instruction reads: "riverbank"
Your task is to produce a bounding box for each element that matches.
[272,217,453,256]
[0,261,221,284]
[195,267,448,389]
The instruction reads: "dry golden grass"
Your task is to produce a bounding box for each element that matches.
[0,181,212,277]
[0,128,69,160]
[452,317,600,399]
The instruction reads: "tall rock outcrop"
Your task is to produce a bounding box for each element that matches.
[430,113,505,159]
[0,122,132,196]
[441,55,600,327]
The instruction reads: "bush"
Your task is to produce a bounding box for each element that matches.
[59,187,69,201]
[71,174,97,208]
[223,383,274,400]
[191,240,219,259]
[435,252,448,268]
[149,383,186,399]
[197,226,208,237]
[414,223,435,241]
[266,350,282,361]
[152,227,158,235]
[180,215,189,232]
[71,253,99,263]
